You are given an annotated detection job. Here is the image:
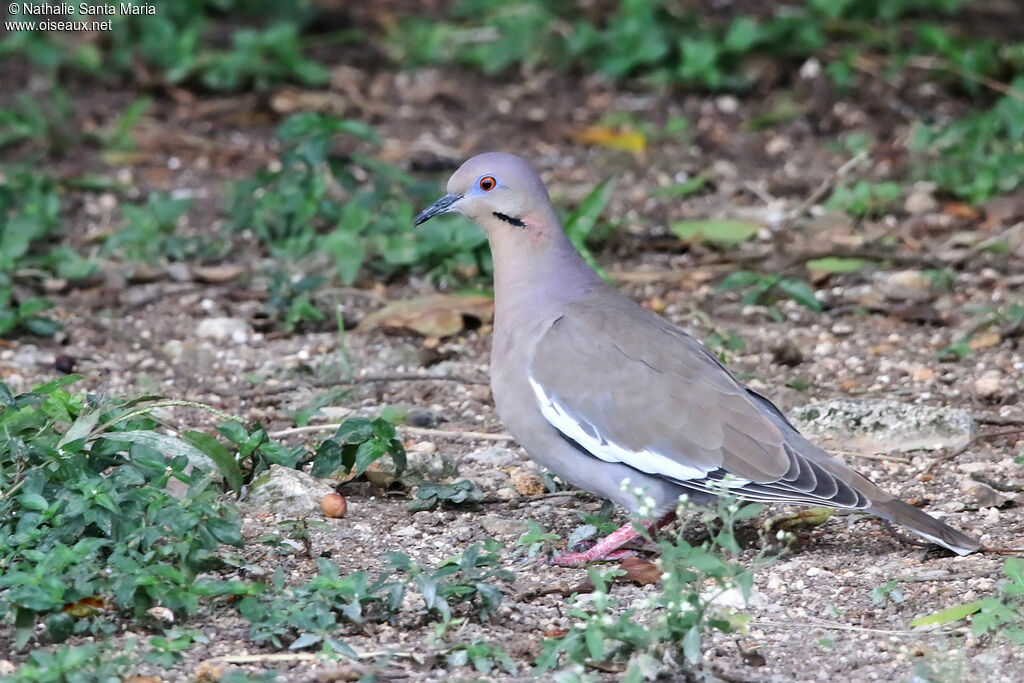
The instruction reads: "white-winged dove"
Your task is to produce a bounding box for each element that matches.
[415,152,980,565]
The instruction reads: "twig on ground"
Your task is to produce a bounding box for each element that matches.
[232,373,489,400]
[752,617,957,636]
[780,150,869,229]
[831,449,910,464]
[268,423,514,441]
[899,571,1003,583]
[478,491,586,505]
[974,413,1024,427]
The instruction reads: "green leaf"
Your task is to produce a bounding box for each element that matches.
[334,418,376,445]
[652,174,706,198]
[103,430,218,472]
[58,409,101,448]
[46,611,75,643]
[183,430,243,494]
[717,270,763,291]
[585,626,605,661]
[321,228,366,285]
[311,439,344,478]
[17,492,49,512]
[353,439,387,477]
[682,625,702,664]
[776,278,822,312]
[910,601,983,627]
[805,257,874,274]
[671,219,760,245]
[290,633,323,650]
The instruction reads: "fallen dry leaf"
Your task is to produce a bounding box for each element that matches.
[63,596,107,618]
[942,202,981,221]
[765,507,832,531]
[618,556,661,586]
[969,331,1002,351]
[572,126,646,152]
[191,264,247,283]
[510,467,546,496]
[357,294,494,338]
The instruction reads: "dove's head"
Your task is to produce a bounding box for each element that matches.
[414,153,556,236]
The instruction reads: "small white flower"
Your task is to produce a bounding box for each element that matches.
[633,486,645,497]
[601,615,615,627]
[660,572,671,582]
[620,477,632,490]
[643,496,656,509]
[776,530,786,540]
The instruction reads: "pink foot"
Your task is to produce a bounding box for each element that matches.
[551,512,676,566]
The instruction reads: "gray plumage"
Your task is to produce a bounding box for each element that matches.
[415,152,980,559]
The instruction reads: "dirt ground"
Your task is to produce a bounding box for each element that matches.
[4,33,1024,682]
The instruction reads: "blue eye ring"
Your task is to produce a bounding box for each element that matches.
[479,175,497,191]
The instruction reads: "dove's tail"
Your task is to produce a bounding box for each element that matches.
[867,496,981,556]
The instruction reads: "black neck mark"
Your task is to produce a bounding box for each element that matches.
[493,212,525,227]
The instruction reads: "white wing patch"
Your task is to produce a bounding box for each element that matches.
[528,376,748,487]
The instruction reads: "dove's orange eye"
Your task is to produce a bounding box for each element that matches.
[479,176,496,191]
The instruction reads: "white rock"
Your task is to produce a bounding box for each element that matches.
[245,464,336,516]
[904,190,938,215]
[196,317,252,342]
[317,406,353,421]
[162,339,185,362]
[791,399,975,452]
[974,370,1003,399]
[479,515,527,537]
[872,270,933,302]
[799,57,821,80]
[462,446,522,468]
[959,480,1009,509]
[366,450,457,486]
[703,586,766,609]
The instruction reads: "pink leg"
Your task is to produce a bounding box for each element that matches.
[551,512,676,566]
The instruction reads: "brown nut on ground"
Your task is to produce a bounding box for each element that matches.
[322,493,347,518]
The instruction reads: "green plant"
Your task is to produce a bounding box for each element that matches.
[718,271,823,319]
[872,579,906,606]
[105,193,204,262]
[227,113,490,288]
[4,641,135,682]
[387,540,514,624]
[910,558,1024,644]
[825,180,902,217]
[263,271,328,332]
[144,628,209,667]
[4,1,342,92]
[237,558,404,652]
[408,479,485,512]
[200,22,329,91]
[0,378,250,649]
[0,86,78,155]
[310,416,407,479]
[563,178,617,278]
[0,168,96,337]
[913,88,1024,203]
[446,640,518,675]
[517,521,561,558]
[0,293,61,338]
[536,491,767,678]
